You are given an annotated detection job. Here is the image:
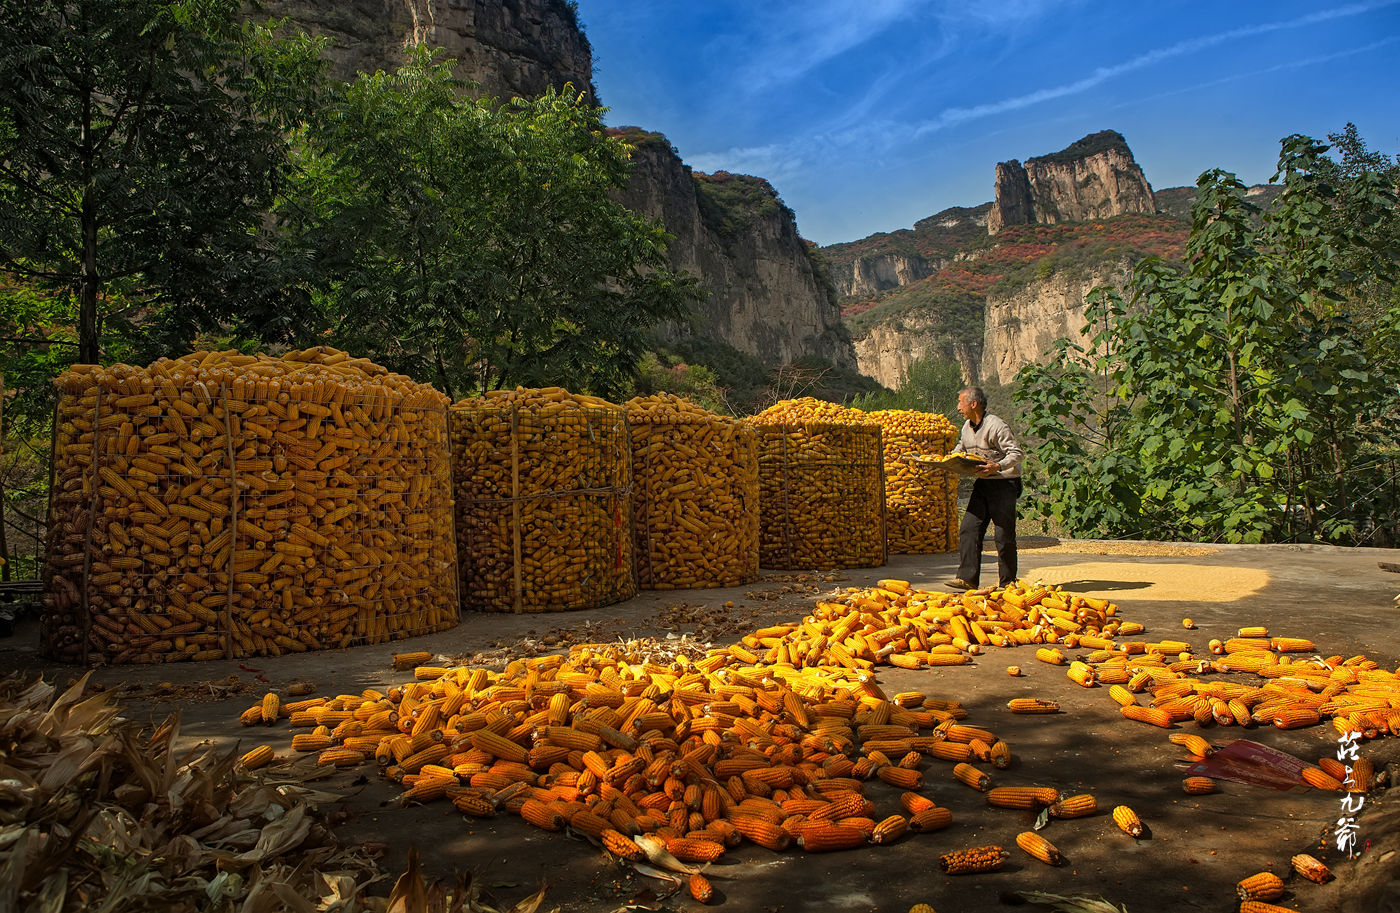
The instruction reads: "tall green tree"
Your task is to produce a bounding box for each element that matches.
[0,0,324,366]
[1016,133,1399,545]
[282,48,698,400]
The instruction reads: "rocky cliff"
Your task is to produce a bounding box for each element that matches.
[838,253,934,299]
[613,130,856,369]
[253,0,596,101]
[979,261,1134,385]
[824,205,991,300]
[988,131,1155,235]
[853,319,980,390]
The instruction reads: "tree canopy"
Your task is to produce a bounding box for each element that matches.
[1015,132,1399,545]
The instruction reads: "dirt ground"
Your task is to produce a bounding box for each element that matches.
[3,538,1400,913]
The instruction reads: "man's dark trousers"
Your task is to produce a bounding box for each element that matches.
[957,477,1022,587]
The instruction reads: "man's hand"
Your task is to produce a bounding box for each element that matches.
[976,460,1000,477]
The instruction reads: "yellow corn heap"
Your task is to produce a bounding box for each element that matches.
[42,347,457,664]
[746,399,886,570]
[624,393,759,590]
[449,387,634,612]
[866,409,957,555]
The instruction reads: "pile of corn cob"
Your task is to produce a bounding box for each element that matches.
[43,347,457,664]
[866,409,959,555]
[745,399,886,570]
[449,387,634,613]
[238,578,1389,903]
[625,393,760,590]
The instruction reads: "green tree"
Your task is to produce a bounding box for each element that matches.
[1016,134,1399,544]
[283,48,697,400]
[851,354,963,422]
[0,0,325,365]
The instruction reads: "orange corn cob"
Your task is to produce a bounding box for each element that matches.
[1015,830,1062,865]
[1120,705,1173,728]
[1348,756,1374,792]
[729,814,792,851]
[908,807,952,832]
[1236,872,1285,902]
[876,765,923,789]
[451,792,496,817]
[989,740,1011,770]
[1290,853,1331,883]
[1272,708,1320,730]
[938,845,1008,875]
[986,786,1059,809]
[238,744,275,770]
[953,763,990,791]
[797,824,867,852]
[317,748,365,767]
[260,692,281,724]
[871,814,908,845]
[1238,903,1303,913]
[1168,733,1214,757]
[1300,766,1343,791]
[392,650,433,670]
[665,837,725,863]
[1048,793,1097,819]
[901,792,937,815]
[601,829,645,861]
[469,729,528,764]
[1112,805,1143,837]
[1007,698,1060,714]
[1182,776,1215,794]
[688,873,715,904]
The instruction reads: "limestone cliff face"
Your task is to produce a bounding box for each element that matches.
[979,262,1133,385]
[614,134,856,369]
[854,320,980,389]
[253,0,595,100]
[988,131,1155,234]
[837,253,934,298]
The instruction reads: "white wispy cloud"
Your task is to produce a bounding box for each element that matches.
[912,0,1400,137]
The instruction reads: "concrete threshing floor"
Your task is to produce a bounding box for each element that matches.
[3,539,1399,913]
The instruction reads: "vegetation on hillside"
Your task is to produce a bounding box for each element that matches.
[693,171,794,244]
[820,204,993,273]
[1016,128,1400,546]
[1027,129,1130,165]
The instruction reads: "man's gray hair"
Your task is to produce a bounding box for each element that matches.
[959,386,987,409]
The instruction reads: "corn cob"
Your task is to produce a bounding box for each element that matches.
[1048,794,1097,819]
[988,740,1011,770]
[1300,766,1343,791]
[797,824,867,852]
[1238,903,1302,913]
[470,729,528,764]
[665,837,726,863]
[290,733,334,752]
[1290,853,1331,883]
[1120,705,1174,728]
[1108,685,1136,707]
[393,651,434,670]
[1348,756,1374,792]
[689,873,715,904]
[317,748,365,767]
[876,765,923,789]
[403,776,454,803]
[729,814,792,851]
[953,763,990,791]
[238,745,276,770]
[260,692,281,725]
[1111,805,1143,837]
[239,705,264,727]
[1015,831,1062,866]
[986,786,1059,809]
[1007,698,1060,714]
[1168,733,1214,757]
[1272,708,1320,730]
[908,807,952,832]
[1236,872,1285,902]
[1182,776,1215,794]
[601,828,645,861]
[871,814,908,845]
[451,793,496,817]
[938,845,1008,875]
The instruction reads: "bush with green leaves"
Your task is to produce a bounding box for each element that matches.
[1016,133,1399,545]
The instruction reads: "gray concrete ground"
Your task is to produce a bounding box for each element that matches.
[2,539,1398,913]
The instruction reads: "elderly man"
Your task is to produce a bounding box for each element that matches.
[946,386,1023,590]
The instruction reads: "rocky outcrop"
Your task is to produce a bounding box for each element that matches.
[979,262,1133,385]
[988,131,1155,234]
[613,132,857,369]
[853,319,980,389]
[837,253,934,299]
[986,161,1034,235]
[254,0,595,100]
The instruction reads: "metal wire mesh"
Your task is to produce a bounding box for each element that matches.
[753,422,886,570]
[630,412,759,589]
[42,356,458,664]
[450,396,635,612]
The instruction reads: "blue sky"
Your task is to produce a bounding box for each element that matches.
[578,1,1400,246]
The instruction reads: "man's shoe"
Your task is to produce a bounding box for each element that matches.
[944,578,976,591]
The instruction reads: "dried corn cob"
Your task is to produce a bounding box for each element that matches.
[938,845,1008,875]
[1048,794,1097,819]
[238,744,276,770]
[1182,776,1215,795]
[1007,698,1060,714]
[1015,831,1062,866]
[1236,872,1285,902]
[1290,853,1331,883]
[1111,805,1143,837]
[986,787,1058,809]
[689,873,715,904]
